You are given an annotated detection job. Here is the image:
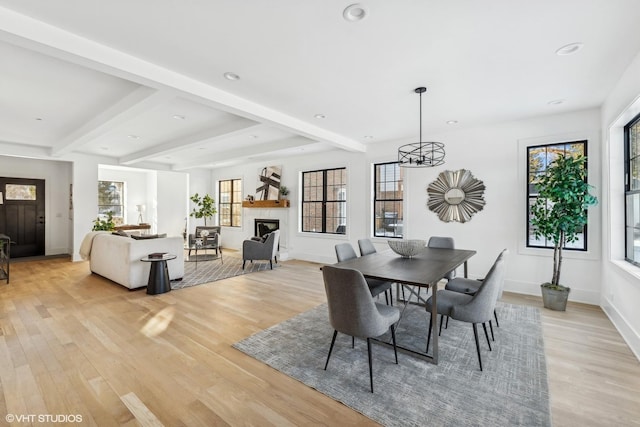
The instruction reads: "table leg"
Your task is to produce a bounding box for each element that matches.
[431,281,438,364]
[464,260,469,278]
[147,260,172,295]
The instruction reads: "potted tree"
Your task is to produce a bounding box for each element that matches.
[190,193,217,226]
[530,155,597,311]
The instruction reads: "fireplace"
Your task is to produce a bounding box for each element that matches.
[255,218,279,238]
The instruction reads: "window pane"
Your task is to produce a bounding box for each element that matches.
[526,141,587,251]
[627,227,640,264]
[301,168,346,234]
[218,178,242,227]
[631,158,640,191]
[373,162,403,238]
[5,184,36,200]
[97,181,124,223]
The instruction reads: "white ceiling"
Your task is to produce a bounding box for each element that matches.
[1,0,640,170]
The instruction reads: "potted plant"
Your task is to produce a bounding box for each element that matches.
[530,155,597,311]
[92,211,115,231]
[279,186,289,200]
[190,193,217,226]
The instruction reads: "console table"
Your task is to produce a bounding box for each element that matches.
[115,224,151,234]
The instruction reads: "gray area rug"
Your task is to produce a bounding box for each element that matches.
[171,256,276,289]
[233,301,551,427]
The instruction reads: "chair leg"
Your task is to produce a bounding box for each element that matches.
[367,338,374,393]
[438,314,445,336]
[390,324,398,364]
[472,323,483,371]
[352,336,355,348]
[269,259,273,269]
[275,255,278,264]
[242,260,246,270]
[489,320,495,341]
[494,308,500,328]
[384,291,389,305]
[445,315,449,329]
[324,330,338,370]
[426,315,433,353]
[482,322,492,351]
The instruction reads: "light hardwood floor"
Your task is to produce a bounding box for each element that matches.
[0,253,639,426]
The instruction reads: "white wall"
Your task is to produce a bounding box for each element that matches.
[157,170,189,238]
[0,155,72,255]
[211,108,602,306]
[601,50,640,359]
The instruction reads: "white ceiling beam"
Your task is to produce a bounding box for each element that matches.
[0,7,366,153]
[51,87,173,157]
[172,137,313,171]
[119,119,261,165]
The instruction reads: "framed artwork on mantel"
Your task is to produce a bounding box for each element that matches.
[255,165,282,201]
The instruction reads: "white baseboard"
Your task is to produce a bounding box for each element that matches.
[504,279,600,305]
[601,297,640,362]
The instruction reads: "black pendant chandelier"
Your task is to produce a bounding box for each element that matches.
[398,87,445,167]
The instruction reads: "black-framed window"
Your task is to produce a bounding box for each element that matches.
[98,181,124,222]
[219,179,242,227]
[302,167,346,234]
[527,140,588,250]
[373,162,404,238]
[625,112,640,265]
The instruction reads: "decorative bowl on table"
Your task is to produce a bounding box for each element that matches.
[387,239,427,258]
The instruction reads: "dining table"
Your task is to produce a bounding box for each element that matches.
[333,246,476,364]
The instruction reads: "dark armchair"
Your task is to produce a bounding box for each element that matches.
[187,226,221,258]
[242,230,280,269]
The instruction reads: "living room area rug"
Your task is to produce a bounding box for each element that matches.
[171,255,277,289]
[233,301,551,427]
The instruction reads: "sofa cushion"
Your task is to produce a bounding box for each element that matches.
[131,233,167,240]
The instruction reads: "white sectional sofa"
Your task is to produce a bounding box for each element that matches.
[82,232,184,289]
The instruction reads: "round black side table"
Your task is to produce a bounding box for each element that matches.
[140,254,177,295]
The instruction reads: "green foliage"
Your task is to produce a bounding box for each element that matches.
[530,155,597,286]
[190,193,217,226]
[279,186,289,197]
[92,211,115,231]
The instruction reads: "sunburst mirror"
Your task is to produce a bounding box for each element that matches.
[427,169,486,223]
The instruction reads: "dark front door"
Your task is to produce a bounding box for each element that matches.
[0,178,45,258]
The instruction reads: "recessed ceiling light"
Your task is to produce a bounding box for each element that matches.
[223,72,240,81]
[364,135,373,139]
[343,3,368,22]
[172,114,185,120]
[314,114,326,119]
[547,99,565,105]
[556,42,583,56]
[100,147,109,151]
[127,135,140,139]
[35,117,43,121]
[446,120,458,125]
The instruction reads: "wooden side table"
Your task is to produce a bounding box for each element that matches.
[140,254,176,295]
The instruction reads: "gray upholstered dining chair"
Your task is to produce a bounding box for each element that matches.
[410,236,456,303]
[242,230,280,269]
[424,249,508,371]
[445,248,509,334]
[428,236,456,280]
[335,243,392,305]
[322,265,400,393]
[357,238,377,256]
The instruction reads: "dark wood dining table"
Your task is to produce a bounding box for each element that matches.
[333,246,476,364]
